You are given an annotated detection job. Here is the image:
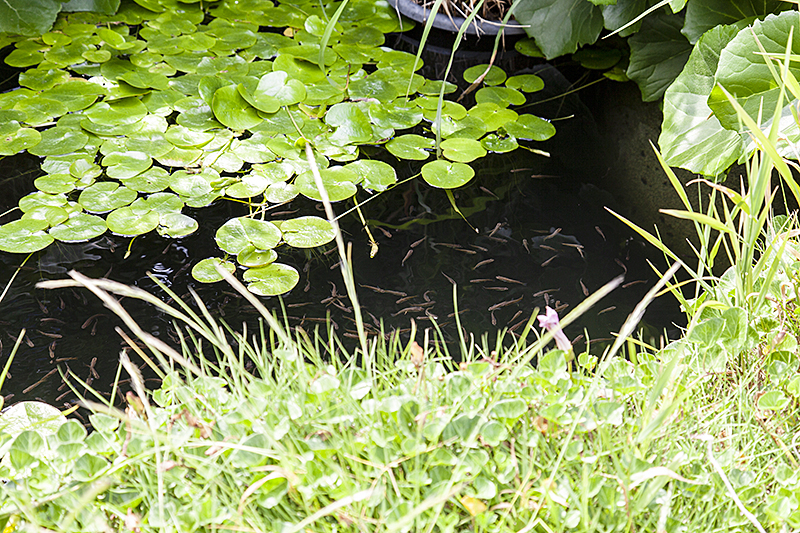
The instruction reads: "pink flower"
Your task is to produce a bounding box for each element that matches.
[537,307,572,351]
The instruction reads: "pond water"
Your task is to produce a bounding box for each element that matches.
[0,34,683,412]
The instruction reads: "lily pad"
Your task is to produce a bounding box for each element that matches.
[421,160,475,189]
[79,182,138,213]
[157,212,199,238]
[28,127,88,156]
[165,125,215,148]
[475,87,526,107]
[22,205,69,227]
[169,170,213,197]
[0,219,54,253]
[504,114,555,141]
[192,257,236,283]
[264,182,299,204]
[254,70,307,107]
[84,97,148,126]
[325,102,373,145]
[102,151,153,179]
[369,101,423,130]
[0,122,41,155]
[468,103,518,131]
[481,134,519,153]
[49,213,107,242]
[280,216,336,248]
[216,217,282,255]
[106,207,160,236]
[506,74,545,93]
[244,263,300,295]
[237,246,278,267]
[386,134,434,160]
[463,65,507,86]
[122,167,171,193]
[440,138,487,163]
[34,174,77,195]
[211,84,263,130]
[345,160,396,192]
[295,166,361,202]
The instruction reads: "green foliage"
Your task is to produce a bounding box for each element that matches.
[0,0,554,295]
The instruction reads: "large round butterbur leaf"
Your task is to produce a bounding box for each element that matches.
[463,65,507,86]
[211,84,263,130]
[345,160,396,192]
[295,166,360,202]
[0,219,54,253]
[79,183,137,213]
[238,246,278,267]
[192,257,236,283]
[440,138,487,163]
[281,216,336,248]
[386,134,434,160]
[49,213,107,243]
[504,114,555,141]
[244,263,300,296]
[421,160,475,189]
[216,217,282,255]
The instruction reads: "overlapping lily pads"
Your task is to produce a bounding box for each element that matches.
[0,0,555,291]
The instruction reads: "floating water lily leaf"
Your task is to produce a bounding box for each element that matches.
[325,102,373,145]
[122,167,171,193]
[345,160,396,192]
[254,70,307,107]
[28,127,88,156]
[102,151,153,179]
[438,115,487,140]
[504,114,555,141]
[386,134,434,160]
[120,69,170,90]
[481,134,519,153]
[421,160,475,189]
[40,79,105,113]
[440,138,487,163]
[192,257,236,283]
[157,212,199,238]
[34,174,77,195]
[573,48,623,69]
[165,125,215,148]
[0,219,54,253]
[272,54,326,84]
[79,182,138,213]
[232,133,277,164]
[18,68,69,92]
[463,65,507,86]
[226,173,271,198]
[418,80,457,96]
[368,101,423,130]
[416,97,468,120]
[106,207,160,236]
[264,181,299,203]
[237,246,278,267]
[211,84,263,130]
[170,170,213,197]
[348,76,398,102]
[22,205,69,227]
[14,96,68,125]
[506,74,545,93]
[244,263,300,295]
[0,122,41,155]
[216,217,282,255]
[468,103,518,130]
[156,146,203,167]
[69,157,102,180]
[49,213,107,242]
[295,166,360,202]
[84,98,148,126]
[475,87,526,107]
[281,216,336,248]
[19,192,67,212]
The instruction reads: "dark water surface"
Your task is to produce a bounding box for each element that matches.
[0,37,684,411]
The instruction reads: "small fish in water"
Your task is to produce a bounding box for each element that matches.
[622,279,647,288]
[580,278,589,296]
[522,239,531,254]
[473,258,495,269]
[401,249,413,266]
[543,228,562,241]
[410,236,426,248]
[376,226,393,239]
[541,255,558,267]
[442,272,456,285]
[496,275,524,285]
[595,226,606,241]
[598,306,616,315]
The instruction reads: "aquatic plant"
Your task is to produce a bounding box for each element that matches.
[0,0,555,295]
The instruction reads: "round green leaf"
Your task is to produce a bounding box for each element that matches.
[345,160,396,192]
[216,217,282,255]
[468,103,518,130]
[349,76,397,102]
[244,263,300,295]
[463,65,507,86]
[514,38,545,58]
[572,48,622,70]
[165,125,215,148]
[475,87,526,106]
[84,98,148,126]
[369,101,423,130]
[264,182,299,204]
[506,74,545,93]
[295,166,360,202]
[440,138,487,163]
[254,71,306,107]
[0,219,54,253]
[481,134,519,153]
[421,160,475,189]
[169,170,213,197]
[504,114,556,141]
[19,68,69,92]
[158,212,199,238]
[29,127,88,156]
[280,216,336,248]
[192,257,236,283]
[0,123,41,155]
[79,183,138,213]
[34,174,77,195]
[106,207,159,236]
[49,213,107,242]
[102,151,153,179]
[386,134,434,160]
[237,246,278,267]
[19,192,67,212]
[418,79,458,96]
[21,205,69,227]
[757,390,790,411]
[122,167,171,193]
[211,84,263,130]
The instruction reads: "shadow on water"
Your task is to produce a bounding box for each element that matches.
[0,36,684,412]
